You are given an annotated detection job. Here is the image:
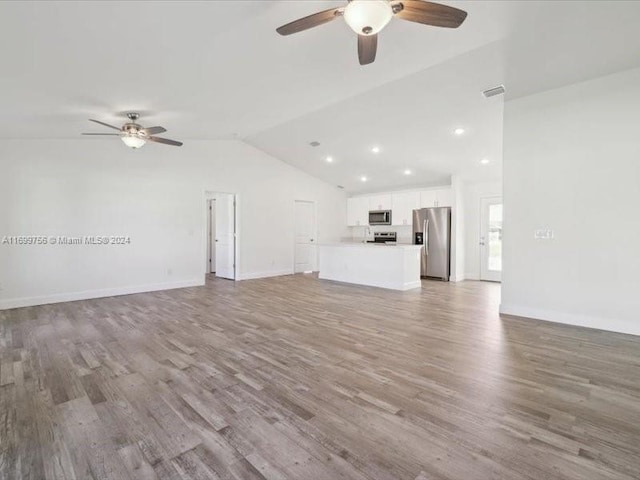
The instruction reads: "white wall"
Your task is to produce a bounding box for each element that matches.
[450,175,465,282]
[0,139,347,309]
[501,67,640,336]
[463,180,502,280]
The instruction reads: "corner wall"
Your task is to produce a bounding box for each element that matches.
[0,139,347,309]
[501,67,640,336]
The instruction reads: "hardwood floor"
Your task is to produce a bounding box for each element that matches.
[1,275,639,480]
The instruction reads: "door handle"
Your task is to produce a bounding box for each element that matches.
[423,219,429,256]
[310,239,314,242]
[479,242,485,246]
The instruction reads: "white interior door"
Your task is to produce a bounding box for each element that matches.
[215,194,236,280]
[294,200,316,273]
[208,200,216,273]
[480,197,503,282]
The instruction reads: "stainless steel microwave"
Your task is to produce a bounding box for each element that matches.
[369,210,392,225]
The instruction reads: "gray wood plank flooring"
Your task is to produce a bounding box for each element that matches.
[1,275,639,480]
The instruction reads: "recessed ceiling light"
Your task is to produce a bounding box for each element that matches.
[403,169,412,175]
[480,158,490,165]
[454,128,465,136]
[360,176,368,182]
[326,156,334,163]
[371,146,380,154]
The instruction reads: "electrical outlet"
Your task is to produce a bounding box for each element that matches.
[534,229,554,240]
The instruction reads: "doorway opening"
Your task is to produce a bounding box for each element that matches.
[208,199,216,274]
[206,193,237,280]
[294,200,316,273]
[480,196,502,282]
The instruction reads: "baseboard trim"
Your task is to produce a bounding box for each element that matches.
[237,269,293,281]
[402,280,422,291]
[0,279,204,310]
[449,275,463,282]
[464,273,480,281]
[499,303,640,337]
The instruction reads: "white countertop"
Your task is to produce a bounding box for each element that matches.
[320,242,422,250]
[319,241,422,290]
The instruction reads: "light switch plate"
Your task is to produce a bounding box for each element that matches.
[534,229,554,240]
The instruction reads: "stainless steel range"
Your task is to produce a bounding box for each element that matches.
[367,232,397,244]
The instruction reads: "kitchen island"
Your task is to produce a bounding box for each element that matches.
[318,243,423,291]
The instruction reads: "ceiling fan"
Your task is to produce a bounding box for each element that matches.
[82,113,183,149]
[276,0,467,65]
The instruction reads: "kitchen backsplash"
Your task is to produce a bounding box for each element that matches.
[349,225,414,244]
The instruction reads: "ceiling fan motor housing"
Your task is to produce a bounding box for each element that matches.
[123,123,144,136]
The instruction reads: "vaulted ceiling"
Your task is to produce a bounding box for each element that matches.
[1,1,639,192]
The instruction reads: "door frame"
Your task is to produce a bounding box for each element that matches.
[204,191,239,281]
[207,198,216,274]
[479,195,502,282]
[293,199,317,273]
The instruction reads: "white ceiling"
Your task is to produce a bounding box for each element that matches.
[1,1,640,192]
[246,42,505,192]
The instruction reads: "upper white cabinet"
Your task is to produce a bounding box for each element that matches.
[348,186,453,227]
[435,188,453,207]
[391,191,420,226]
[419,190,437,208]
[347,197,369,226]
[368,194,392,211]
[420,188,453,208]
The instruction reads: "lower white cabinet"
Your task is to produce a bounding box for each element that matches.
[347,197,369,226]
[392,191,420,226]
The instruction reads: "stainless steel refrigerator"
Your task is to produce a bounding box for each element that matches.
[412,207,451,281]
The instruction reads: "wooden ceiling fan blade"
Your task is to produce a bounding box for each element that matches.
[394,0,467,28]
[142,126,167,135]
[81,133,120,136]
[276,7,342,36]
[358,34,378,66]
[88,119,122,131]
[148,136,183,147]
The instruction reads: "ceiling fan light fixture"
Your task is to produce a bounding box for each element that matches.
[344,0,393,35]
[121,134,146,149]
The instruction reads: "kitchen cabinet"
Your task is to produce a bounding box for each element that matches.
[391,191,420,226]
[347,197,369,226]
[419,188,453,208]
[347,186,453,228]
[435,188,453,207]
[368,194,392,211]
[419,190,437,208]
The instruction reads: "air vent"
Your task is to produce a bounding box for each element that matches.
[482,85,506,98]
[309,141,321,147]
